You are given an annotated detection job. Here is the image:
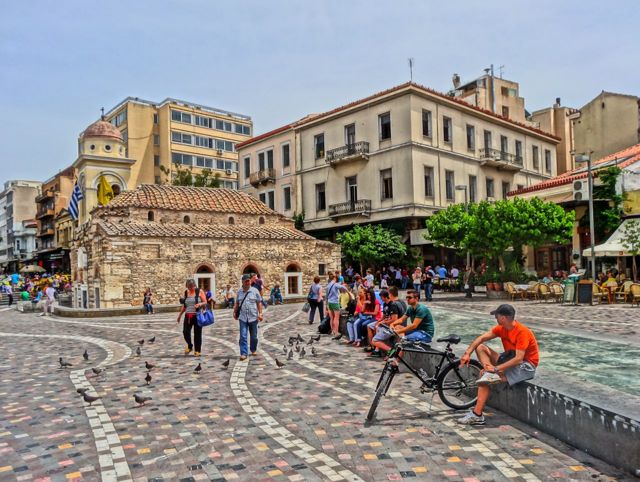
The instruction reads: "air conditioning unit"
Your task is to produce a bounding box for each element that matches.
[487,196,496,202]
[573,179,589,201]
[225,169,233,175]
[216,149,223,155]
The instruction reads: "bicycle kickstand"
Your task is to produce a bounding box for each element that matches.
[428,390,436,413]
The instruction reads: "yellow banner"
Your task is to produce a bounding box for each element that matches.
[97,176,114,205]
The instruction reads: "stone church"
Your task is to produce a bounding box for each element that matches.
[70,120,340,309]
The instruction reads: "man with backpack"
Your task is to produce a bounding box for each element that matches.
[369,287,407,356]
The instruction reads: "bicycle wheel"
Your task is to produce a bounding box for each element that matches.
[366,365,395,421]
[437,359,482,410]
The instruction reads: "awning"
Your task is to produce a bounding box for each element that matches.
[582,219,639,257]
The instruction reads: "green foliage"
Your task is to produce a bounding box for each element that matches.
[336,224,407,273]
[159,163,221,188]
[592,167,624,236]
[620,219,640,280]
[292,210,305,231]
[425,197,575,270]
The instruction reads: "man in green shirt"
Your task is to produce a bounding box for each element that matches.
[392,290,434,343]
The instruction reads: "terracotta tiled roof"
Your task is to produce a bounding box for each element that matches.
[106,184,274,215]
[98,221,313,240]
[237,82,560,148]
[82,120,123,141]
[509,143,640,196]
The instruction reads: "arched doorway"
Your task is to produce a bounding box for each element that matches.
[242,264,260,276]
[284,263,302,298]
[194,264,215,295]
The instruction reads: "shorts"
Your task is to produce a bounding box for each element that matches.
[404,330,432,343]
[504,361,536,386]
[372,325,395,343]
[328,302,341,311]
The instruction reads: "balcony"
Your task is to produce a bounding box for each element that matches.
[479,148,523,171]
[326,141,370,167]
[35,190,54,203]
[328,199,371,219]
[37,228,55,237]
[249,169,276,186]
[36,208,55,220]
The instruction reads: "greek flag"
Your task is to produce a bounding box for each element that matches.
[68,182,83,220]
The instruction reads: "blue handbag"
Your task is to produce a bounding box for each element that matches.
[196,307,215,327]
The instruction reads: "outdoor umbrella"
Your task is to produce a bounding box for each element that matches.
[20,265,46,273]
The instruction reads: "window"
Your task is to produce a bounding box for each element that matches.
[110,110,127,127]
[532,146,540,169]
[259,216,265,225]
[314,134,325,159]
[196,115,212,128]
[243,156,250,179]
[466,125,475,150]
[345,124,356,146]
[483,130,492,149]
[346,176,358,202]
[544,149,552,172]
[183,215,190,224]
[502,181,510,199]
[469,175,477,203]
[502,106,510,118]
[259,192,266,204]
[500,135,508,153]
[515,140,523,161]
[153,134,160,146]
[154,175,161,184]
[380,169,393,200]
[517,184,524,191]
[316,183,326,211]
[379,112,391,140]
[258,152,265,171]
[422,110,432,137]
[228,216,235,225]
[443,117,452,143]
[267,190,275,210]
[445,170,455,201]
[154,155,160,166]
[172,153,193,166]
[104,144,112,152]
[172,131,193,145]
[266,149,274,169]
[283,186,291,211]
[148,211,154,221]
[486,178,495,198]
[284,264,302,297]
[282,144,290,168]
[153,113,158,124]
[318,263,326,276]
[424,166,434,197]
[171,110,192,124]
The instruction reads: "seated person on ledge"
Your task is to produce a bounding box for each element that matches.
[390,289,434,343]
[369,287,407,356]
[270,284,283,305]
[458,303,539,426]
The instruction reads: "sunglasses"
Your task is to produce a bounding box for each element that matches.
[406,295,416,299]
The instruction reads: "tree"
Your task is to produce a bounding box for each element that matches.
[336,224,407,274]
[159,163,221,188]
[621,219,640,281]
[425,197,575,270]
[292,210,305,231]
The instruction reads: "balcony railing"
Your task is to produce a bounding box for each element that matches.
[479,147,523,170]
[249,169,276,186]
[328,199,371,218]
[35,190,54,203]
[36,208,55,219]
[37,228,55,237]
[326,141,370,166]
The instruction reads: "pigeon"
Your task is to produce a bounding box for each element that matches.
[134,394,152,406]
[76,387,88,395]
[145,361,155,371]
[282,344,288,355]
[288,338,295,346]
[313,335,321,342]
[299,347,306,359]
[145,372,152,385]
[148,336,155,343]
[287,349,293,360]
[311,347,317,357]
[306,338,314,345]
[275,358,285,369]
[222,359,230,369]
[137,339,145,346]
[92,367,105,376]
[194,363,202,374]
[136,346,141,357]
[59,357,72,369]
[295,343,300,353]
[83,350,89,361]
[296,334,304,342]
[82,393,100,406]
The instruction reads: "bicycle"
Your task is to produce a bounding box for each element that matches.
[366,333,482,421]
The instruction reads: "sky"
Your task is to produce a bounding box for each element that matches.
[1,0,639,186]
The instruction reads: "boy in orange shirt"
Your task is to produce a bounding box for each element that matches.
[458,304,539,425]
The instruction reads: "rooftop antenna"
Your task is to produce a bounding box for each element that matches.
[408,58,414,82]
[498,65,505,78]
[100,107,105,120]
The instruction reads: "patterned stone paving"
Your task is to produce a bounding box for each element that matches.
[0,303,633,481]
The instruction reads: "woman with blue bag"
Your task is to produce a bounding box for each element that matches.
[177,279,208,357]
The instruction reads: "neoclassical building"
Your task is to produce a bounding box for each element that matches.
[71,184,340,308]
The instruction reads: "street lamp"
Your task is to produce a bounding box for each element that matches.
[455,185,471,268]
[575,154,596,280]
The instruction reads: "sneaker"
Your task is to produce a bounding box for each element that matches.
[369,350,383,358]
[476,372,502,385]
[250,352,257,356]
[457,409,486,425]
[194,351,201,357]
[184,347,192,355]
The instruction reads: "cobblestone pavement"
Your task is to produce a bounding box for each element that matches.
[0,304,633,482]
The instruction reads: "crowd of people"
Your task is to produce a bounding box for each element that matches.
[0,272,71,315]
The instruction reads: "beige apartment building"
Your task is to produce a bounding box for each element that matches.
[102,97,253,190]
[569,91,640,162]
[0,180,41,272]
[239,82,559,263]
[531,98,576,175]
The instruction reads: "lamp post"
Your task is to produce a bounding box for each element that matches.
[455,185,471,269]
[575,154,596,280]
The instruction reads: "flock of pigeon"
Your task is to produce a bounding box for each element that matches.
[57,330,323,410]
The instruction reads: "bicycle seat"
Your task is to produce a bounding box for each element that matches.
[436,334,461,344]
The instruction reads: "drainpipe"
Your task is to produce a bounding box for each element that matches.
[490,64,496,113]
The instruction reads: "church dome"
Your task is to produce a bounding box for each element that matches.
[82,120,123,141]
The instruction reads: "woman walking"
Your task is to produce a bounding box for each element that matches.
[143,287,154,315]
[326,272,343,338]
[177,279,207,357]
[307,276,324,324]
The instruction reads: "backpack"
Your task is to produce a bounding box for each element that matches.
[318,315,331,334]
[183,287,200,307]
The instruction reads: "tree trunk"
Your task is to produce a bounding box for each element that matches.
[498,255,506,272]
[633,255,638,282]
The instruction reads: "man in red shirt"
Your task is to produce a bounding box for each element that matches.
[458,304,539,425]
